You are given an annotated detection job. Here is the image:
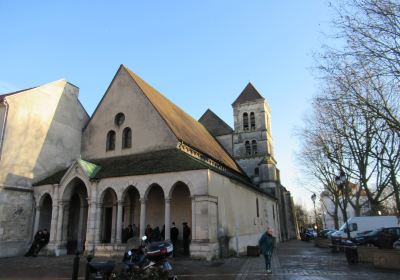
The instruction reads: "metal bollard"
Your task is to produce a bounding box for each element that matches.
[85,255,93,280]
[72,252,80,280]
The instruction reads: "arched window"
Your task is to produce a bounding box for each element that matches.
[115,113,125,126]
[243,113,249,131]
[255,167,259,177]
[122,127,132,149]
[252,140,258,154]
[250,112,255,130]
[106,130,116,151]
[245,141,251,155]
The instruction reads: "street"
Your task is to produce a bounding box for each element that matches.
[0,240,398,279]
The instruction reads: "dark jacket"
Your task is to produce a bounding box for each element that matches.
[258,232,275,255]
[171,226,179,241]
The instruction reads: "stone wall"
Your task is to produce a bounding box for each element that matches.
[0,187,34,257]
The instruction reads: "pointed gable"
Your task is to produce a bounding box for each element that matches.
[199,109,233,137]
[232,82,264,107]
[124,66,243,175]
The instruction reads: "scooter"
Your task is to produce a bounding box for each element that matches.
[122,236,177,280]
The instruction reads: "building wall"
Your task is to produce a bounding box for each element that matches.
[0,80,88,257]
[207,170,278,254]
[82,67,178,160]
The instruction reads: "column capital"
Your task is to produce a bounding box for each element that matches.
[140,198,147,204]
[117,200,124,205]
[165,197,171,203]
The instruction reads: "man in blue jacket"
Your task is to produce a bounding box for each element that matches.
[258,227,275,274]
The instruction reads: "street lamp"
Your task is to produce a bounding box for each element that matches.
[335,170,351,240]
[311,193,317,230]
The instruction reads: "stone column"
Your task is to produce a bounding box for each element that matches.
[139,198,146,237]
[164,198,171,240]
[49,203,59,243]
[61,203,70,245]
[56,201,65,244]
[111,203,117,243]
[33,205,40,236]
[116,200,123,243]
[85,200,97,252]
[95,203,103,244]
[191,196,196,240]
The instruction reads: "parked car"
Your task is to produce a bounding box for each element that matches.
[331,216,399,242]
[354,227,400,248]
[318,229,335,239]
[300,229,317,241]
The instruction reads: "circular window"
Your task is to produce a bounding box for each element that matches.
[115,113,125,126]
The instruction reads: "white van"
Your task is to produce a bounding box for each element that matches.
[331,216,400,240]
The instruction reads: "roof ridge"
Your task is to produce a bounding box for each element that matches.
[232,82,265,106]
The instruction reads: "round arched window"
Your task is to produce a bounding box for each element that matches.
[114,113,125,126]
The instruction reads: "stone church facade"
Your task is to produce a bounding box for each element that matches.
[0,65,296,259]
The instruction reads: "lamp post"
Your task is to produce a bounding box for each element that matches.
[311,193,317,230]
[335,170,351,240]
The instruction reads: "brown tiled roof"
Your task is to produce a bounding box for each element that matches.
[232,82,264,106]
[199,109,233,136]
[124,66,244,175]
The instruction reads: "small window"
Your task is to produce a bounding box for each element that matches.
[272,205,275,220]
[243,113,249,131]
[245,141,251,155]
[252,140,258,154]
[106,130,116,151]
[250,112,255,130]
[115,113,125,126]
[255,167,259,177]
[256,198,259,218]
[122,127,132,149]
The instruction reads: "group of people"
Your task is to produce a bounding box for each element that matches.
[121,224,137,243]
[144,222,191,256]
[24,229,50,257]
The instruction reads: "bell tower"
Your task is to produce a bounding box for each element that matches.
[232,83,278,194]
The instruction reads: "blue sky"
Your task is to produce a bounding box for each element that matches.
[0,0,334,209]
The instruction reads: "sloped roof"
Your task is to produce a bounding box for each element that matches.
[33,149,276,199]
[123,66,243,175]
[199,109,233,136]
[232,82,264,106]
[0,87,37,99]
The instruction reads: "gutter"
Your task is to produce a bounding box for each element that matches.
[0,97,8,161]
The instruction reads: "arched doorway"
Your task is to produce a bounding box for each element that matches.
[170,182,192,240]
[122,186,140,240]
[63,178,88,254]
[39,194,52,232]
[100,188,117,243]
[146,184,165,235]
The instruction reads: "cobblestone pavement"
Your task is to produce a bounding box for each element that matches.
[0,241,398,279]
[234,240,399,280]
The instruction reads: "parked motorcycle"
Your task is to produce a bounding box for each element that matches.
[122,236,177,280]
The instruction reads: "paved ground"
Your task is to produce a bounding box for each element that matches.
[0,240,398,279]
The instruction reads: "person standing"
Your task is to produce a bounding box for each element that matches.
[182,222,191,255]
[145,224,153,242]
[258,227,275,274]
[170,222,179,257]
[25,230,43,257]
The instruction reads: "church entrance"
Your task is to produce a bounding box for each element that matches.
[63,178,88,254]
[100,188,117,243]
[39,194,52,232]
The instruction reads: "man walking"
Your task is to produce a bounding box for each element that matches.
[182,222,191,255]
[258,227,275,274]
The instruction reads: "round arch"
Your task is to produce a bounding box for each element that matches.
[145,184,165,238]
[38,193,52,232]
[121,185,141,241]
[170,181,192,241]
[99,188,118,243]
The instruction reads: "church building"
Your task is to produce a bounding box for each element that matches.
[0,65,296,259]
